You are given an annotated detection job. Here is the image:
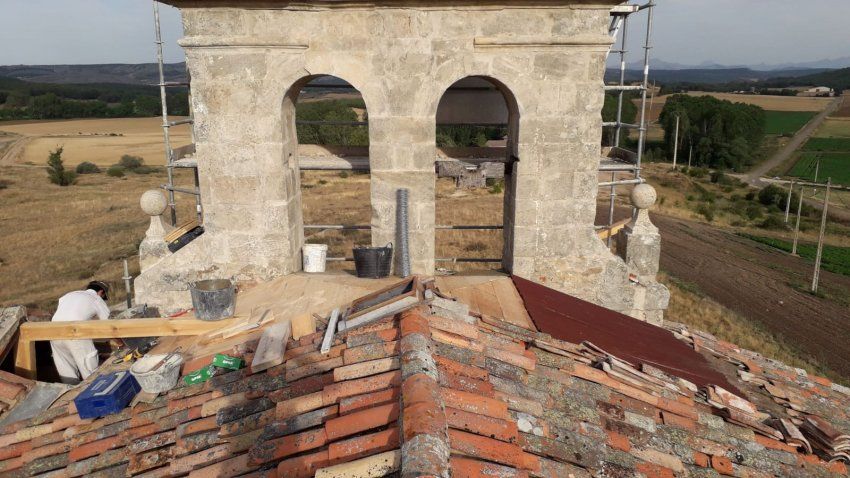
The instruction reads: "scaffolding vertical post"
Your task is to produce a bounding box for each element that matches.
[634,1,654,182]
[153,0,177,227]
[791,185,804,256]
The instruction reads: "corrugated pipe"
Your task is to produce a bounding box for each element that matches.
[397,189,411,277]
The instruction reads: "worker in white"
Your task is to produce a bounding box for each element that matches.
[50,281,111,384]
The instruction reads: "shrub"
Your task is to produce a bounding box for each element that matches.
[107,165,125,178]
[759,214,788,230]
[338,171,349,179]
[745,191,756,201]
[119,154,144,170]
[758,184,786,207]
[688,167,708,179]
[695,203,715,222]
[317,179,328,185]
[464,241,488,252]
[75,162,101,174]
[710,171,726,184]
[488,179,504,194]
[46,147,77,186]
[745,204,763,220]
[132,165,160,174]
[0,179,10,190]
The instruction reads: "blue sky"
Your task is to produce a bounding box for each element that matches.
[1,1,848,67]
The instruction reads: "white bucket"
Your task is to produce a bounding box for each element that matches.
[303,243,328,273]
[130,353,184,394]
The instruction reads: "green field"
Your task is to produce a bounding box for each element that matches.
[740,234,850,277]
[802,137,850,151]
[764,111,817,135]
[789,152,850,185]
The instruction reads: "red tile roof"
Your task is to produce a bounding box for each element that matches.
[0,277,847,477]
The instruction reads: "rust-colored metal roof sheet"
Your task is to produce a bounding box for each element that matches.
[512,275,742,394]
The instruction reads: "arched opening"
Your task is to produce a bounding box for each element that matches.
[434,76,520,273]
[283,75,371,271]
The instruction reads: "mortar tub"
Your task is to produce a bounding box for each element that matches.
[190,279,236,321]
[130,353,184,394]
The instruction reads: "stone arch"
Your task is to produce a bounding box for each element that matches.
[280,74,372,271]
[433,75,521,272]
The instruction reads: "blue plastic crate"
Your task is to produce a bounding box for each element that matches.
[74,371,141,419]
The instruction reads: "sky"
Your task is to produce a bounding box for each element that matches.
[0,0,848,67]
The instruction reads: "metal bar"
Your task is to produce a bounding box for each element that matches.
[159,81,190,87]
[167,118,194,127]
[435,225,503,230]
[635,1,654,181]
[122,259,133,309]
[303,225,371,230]
[296,121,368,126]
[153,0,177,227]
[604,85,644,92]
[614,14,629,148]
[599,163,639,171]
[325,257,353,262]
[602,122,641,129]
[161,185,201,196]
[607,172,616,247]
[435,258,503,263]
[598,178,644,187]
[436,123,508,127]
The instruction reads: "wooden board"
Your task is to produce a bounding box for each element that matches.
[251,321,291,373]
[434,274,535,331]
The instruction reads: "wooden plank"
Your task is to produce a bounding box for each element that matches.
[15,317,236,379]
[291,313,317,340]
[19,318,236,341]
[490,277,535,330]
[251,321,291,373]
[337,296,420,333]
[321,309,340,354]
[469,281,503,319]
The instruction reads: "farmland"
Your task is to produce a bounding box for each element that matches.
[641,91,832,122]
[0,117,190,167]
[740,234,850,277]
[763,110,817,135]
[802,137,850,151]
[788,152,850,185]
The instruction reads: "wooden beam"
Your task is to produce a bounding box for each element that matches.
[597,218,631,240]
[14,317,237,379]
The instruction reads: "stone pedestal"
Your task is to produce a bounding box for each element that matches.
[617,184,669,325]
[138,190,172,271]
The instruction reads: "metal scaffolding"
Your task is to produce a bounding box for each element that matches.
[153,0,202,227]
[602,1,655,245]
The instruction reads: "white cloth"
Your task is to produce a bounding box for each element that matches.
[50,289,110,383]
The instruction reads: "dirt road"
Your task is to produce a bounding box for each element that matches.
[745,96,843,185]
[653,213,850,376]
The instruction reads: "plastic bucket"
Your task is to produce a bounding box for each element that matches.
[190,279,235,321]
[303,244,328,273]
[130,353,184,394]
[353,243,393,279]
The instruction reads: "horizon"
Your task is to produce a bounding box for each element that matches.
[1,1,849,68]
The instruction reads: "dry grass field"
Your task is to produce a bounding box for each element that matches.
[0,118,191,167]
[0,165,196,312]
[639,91,832,122]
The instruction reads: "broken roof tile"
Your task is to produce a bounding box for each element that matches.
[1,276,848,477]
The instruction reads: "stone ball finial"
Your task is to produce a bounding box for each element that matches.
[141,189,168,216]
[630,183,657,210]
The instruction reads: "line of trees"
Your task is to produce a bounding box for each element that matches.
[659,94,765,171]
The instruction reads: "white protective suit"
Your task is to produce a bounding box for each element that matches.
[50,289,111,384]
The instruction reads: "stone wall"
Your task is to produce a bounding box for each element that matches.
[139,1,660,319]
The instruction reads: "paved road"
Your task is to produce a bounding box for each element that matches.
[744,96,843,185]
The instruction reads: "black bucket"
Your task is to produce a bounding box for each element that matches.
[353,243,393,279]
[190,279,236,321]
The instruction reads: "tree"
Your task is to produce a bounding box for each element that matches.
[46,147,76,186]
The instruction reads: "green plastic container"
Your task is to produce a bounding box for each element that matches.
[212,354,243,370]
[183,365,214,385]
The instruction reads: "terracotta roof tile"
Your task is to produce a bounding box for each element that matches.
[2,276,848,477]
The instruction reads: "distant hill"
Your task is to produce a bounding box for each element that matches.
[604,67,832,85]
[762,67,850,92]
[0,63,187,85]
[624,56,850,71]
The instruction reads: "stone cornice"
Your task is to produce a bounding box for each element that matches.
[178,36,309,49]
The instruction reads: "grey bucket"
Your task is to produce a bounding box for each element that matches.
[190,279,235,321]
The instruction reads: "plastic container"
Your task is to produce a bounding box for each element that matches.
[74,371,141,419]
[353,243,393,279]
[190,279,235,321]
[303,244,328,273]
[130,353,184,394]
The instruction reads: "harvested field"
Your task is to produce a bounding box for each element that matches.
[0,166,196,312]
[0,118,190,167]
[832,95,850,117]
[814,117,850,138]
[640,91,832,122]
